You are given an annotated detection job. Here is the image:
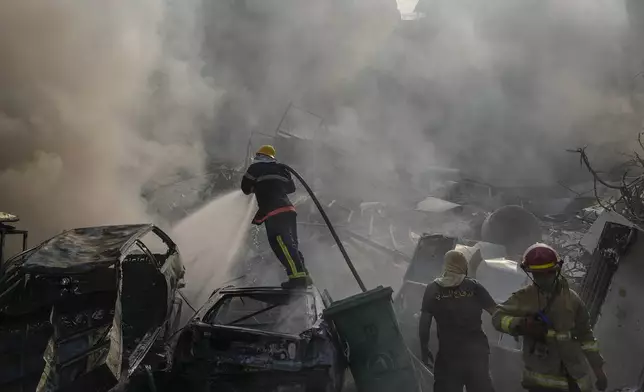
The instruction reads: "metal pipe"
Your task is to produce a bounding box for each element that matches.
[280,163,367,292]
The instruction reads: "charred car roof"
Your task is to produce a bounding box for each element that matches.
[5,224,164,275]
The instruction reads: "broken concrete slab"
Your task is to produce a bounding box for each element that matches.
[580,211,644,253]
[582,219,644,388]
[415,196,461,214]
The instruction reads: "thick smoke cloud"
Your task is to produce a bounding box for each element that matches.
[0,0,218,243]
[202,0,635,189]
[0,0,639,297]
[190,0,640,299]
[366,0,633,185]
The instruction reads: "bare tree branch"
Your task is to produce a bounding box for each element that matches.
[568,148,622,189]
[568,141,644,225]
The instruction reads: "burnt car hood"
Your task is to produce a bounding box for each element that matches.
[189,321,335,373]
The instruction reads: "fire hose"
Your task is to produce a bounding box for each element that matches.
[280,163,367,292]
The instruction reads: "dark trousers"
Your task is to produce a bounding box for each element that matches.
[265,212,308,279]
[434,348,495,392]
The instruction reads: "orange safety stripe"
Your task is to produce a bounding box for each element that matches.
[253,206,296,224]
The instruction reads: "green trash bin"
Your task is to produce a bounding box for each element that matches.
[323,286,420,392]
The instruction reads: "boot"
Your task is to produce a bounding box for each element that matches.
[280,276,312,289]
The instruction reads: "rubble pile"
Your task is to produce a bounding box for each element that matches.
[225,161,618,299]
[141,136,644,301]
[135,130,644,390]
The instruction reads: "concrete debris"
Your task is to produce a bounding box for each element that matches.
[578,204,606,223]
[115,155,644,391]
[0,212,18,223]
[580,219,644,388]
[415,196,461,214]
[341,228,411,262]
[581,210,644,253]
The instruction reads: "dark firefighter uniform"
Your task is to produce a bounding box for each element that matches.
[492,243,607,392]
[419,250,497,392]
[241,145,310,288]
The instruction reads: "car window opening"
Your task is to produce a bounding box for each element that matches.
[208,293,313,334]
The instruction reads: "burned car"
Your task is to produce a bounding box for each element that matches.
[0,224,185,392]
[170,286,345,392]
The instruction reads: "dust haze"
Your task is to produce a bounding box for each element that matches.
[203,0,635,186]
[0,0,641,299]
[0,0,218,244]
[198,0,640,297]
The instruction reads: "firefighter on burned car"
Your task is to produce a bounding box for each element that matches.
[241,145,312,289]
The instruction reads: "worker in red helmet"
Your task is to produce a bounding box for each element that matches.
[492,243,608,392]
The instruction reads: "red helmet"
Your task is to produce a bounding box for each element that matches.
[521,243,561,273]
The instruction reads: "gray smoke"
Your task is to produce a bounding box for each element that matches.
[0,0,219,243]
[350,0,633,185]
[1,0,640,302]
[194,0,642,300]
[202,0,636,187]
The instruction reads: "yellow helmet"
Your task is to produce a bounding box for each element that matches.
[256,145,276,158]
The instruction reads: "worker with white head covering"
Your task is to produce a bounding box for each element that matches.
[434,249,469,287]
[419,249,497,392]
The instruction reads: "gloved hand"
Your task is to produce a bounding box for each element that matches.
[519,317,548,338]
[421,350,435,368]
[593,367,608,391]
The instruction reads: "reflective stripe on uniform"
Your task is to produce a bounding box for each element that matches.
[523,370,569,390]
[244,172,256,180]
[546,330,571,340]
[500,316,515,333]
[256,174,290,183]
[276,235,307,279]
[581,341,599,352]
[524,370,592,392]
